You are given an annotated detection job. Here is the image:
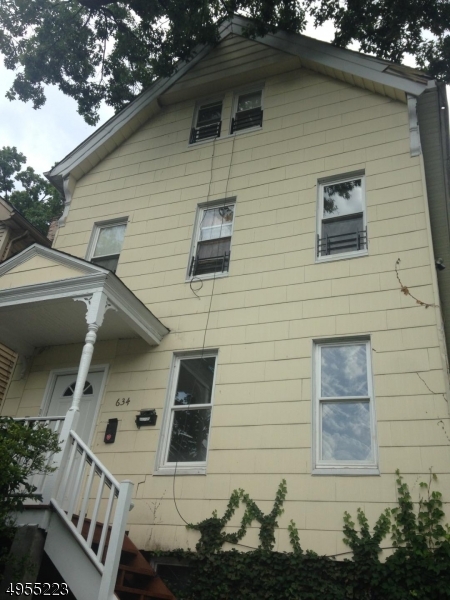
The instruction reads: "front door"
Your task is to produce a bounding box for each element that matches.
[46,369,105,444]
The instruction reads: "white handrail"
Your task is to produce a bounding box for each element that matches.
[12,418,134,599]
[51,429,133,600]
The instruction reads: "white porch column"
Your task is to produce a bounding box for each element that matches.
[59,291,116,442]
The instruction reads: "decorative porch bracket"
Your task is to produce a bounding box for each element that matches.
[58,291,117,444]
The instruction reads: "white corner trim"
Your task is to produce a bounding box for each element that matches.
[407,94,422,157]
[59,175,76,227]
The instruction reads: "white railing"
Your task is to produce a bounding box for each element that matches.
[13,417,134,600]
[51,428,133,600]
[14,416,66,503]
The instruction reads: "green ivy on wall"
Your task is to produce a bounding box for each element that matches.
[152,471,450,599]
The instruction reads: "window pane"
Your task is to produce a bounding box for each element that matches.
[237,91,262,112]
[322,401,372,461]
[168,408,212,462]
[197,102,222,127]
[321,214,364,255]
[200,206,234,240]
[323,179,363,218]
[91,255,120,272]
[321,344,368,397]
[174,357,215,406]
[94,224,126,257]
[197,238,231,260]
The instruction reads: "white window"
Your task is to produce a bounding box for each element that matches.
[87,219,127,273]
[188,201,235,278]
[190,100,223,143]
[156,353,217,475]
[313,339,378,475]
[231,89,263,134]
[316,174,367,260]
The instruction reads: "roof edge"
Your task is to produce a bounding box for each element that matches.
[47,15,435,186]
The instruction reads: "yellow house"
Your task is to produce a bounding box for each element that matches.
[1,15,450,599]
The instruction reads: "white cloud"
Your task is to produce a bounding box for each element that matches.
[0,60,114,177]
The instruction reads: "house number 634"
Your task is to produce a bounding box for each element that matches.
[116,398,131,406]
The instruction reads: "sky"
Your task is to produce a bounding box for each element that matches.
[0,20,421,179]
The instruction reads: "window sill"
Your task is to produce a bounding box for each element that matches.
[185,271,229,283]
[312,466,380,476]
[315,249,368,264]
[154,466,207,476]
[187,126,263,148]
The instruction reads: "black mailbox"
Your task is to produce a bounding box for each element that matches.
[135,409,157,428]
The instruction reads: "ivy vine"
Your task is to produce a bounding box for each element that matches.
[152,471,450,599]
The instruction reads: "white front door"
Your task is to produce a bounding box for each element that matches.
[46,370,105,444]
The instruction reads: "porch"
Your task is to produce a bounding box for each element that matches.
[0,244,173,599]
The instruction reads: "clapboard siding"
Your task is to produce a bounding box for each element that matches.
[4,39,450,557]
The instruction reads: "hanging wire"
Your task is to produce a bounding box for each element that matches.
[173,131,237,526]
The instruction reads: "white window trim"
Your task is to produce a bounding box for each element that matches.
[154,350,218,476]
[85,217,128,268]
[189,96,224,146]
[185,198,236,282]
[315,172,368,264]
[312,338,379,476]
[230,85,264,135]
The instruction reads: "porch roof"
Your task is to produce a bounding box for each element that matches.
[0,244,169,355]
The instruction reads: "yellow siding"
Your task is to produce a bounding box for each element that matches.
[6,51,450,557]
[0,255,87,290]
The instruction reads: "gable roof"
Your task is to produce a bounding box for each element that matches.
[46,15,435,194]
[0,197,51,250]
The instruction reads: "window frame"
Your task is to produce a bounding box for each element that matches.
[86,217,128,273]
[155,351,218,476]
[189,97,224,145]
[312,338,379,475]
[186,198,236,281]
[230,86,264,135]
[316,172,367,263]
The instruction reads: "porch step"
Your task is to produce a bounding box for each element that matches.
[71,515,176,600]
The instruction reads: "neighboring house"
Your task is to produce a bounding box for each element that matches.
[1,14,450,598]
[0,198,50,408]
[0,197,51,262]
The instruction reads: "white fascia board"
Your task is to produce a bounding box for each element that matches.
[0,243,108,278]
[48,40,217,182]
[0,271,169,345]
[47,15,431,184]
[229,18,430,97]
[0,274,108,307]
[103,276,169,344]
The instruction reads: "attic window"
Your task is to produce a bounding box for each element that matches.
[190,100,222,143]
[231,90,263,133]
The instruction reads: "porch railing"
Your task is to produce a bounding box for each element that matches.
[14,418,133,600]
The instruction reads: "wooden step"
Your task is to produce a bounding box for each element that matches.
[70,514,176,599]
[115,584,175,599]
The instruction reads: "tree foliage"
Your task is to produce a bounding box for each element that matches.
[1,1,449,125]
[0,146,63,235]
[0,417,60,578]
